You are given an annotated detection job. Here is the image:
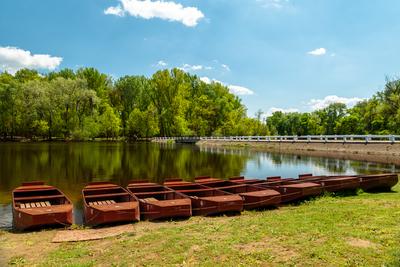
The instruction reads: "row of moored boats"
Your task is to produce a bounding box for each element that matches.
[12,173,398,230]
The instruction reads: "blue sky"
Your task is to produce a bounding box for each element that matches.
[1,0,400,116]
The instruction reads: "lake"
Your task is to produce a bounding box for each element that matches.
[1,142,399,228]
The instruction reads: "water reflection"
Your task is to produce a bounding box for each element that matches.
[0,142,399,228]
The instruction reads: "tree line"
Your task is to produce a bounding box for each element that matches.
[0,68,267,140]
[0,67,399,140]
[267,78,400,135]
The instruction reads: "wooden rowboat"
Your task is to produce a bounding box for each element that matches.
[266,182,322,203]
[82,182,140,226]
[296,174,360,192]
[232,174,359,193]
[238,176,323,203]
[12,181,73,230]
[195,178,281,209]
[164,180,243,216]
[126,181,191,220]
[358,173,398,191]
[299,173,398,191]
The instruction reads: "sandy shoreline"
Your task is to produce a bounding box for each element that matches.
[197,140,400,165]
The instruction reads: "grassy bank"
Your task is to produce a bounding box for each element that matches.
[1,183,400,266]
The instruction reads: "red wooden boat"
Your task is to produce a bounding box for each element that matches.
[164,180,243,216]
[358,173,398,191]
[195,177,281,209]
[299,173,398,191]
[82,182,140,226]
[252,177,323,203]
[12,181,73,230]
[126,181,191,220]
[296,174,360,192]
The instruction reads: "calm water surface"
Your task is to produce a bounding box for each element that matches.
[1,142,399,228]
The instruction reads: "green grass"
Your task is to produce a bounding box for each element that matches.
[2,184,400,266]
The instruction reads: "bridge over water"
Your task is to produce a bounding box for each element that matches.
[153,135,400,144]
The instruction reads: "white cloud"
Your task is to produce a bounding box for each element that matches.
[157,60,167,67]
[266,107,299,116]
[221,64,230,72]
[200,77,211,84]
[104,0,204,27]
[308,95,365,110]
[0,46,62,74]
[228,85,254,95]
[307,48,326,56]
[200,76,254,96]
[104,5,124,16]
[180,64,212,72]
[257,0,289,9]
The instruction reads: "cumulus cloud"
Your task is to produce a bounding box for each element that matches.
[104,5,124,16]
[307,48,327,56]
[0,46,62,74]
[157,60,167,67]
[308,95,365,110]
[257,0,290,9]
[200,77,254,96]
[228,85,254,95]
[180,64,212,72]
[104,0,204,27]
[266,107,299,116]
[200,76,211,84]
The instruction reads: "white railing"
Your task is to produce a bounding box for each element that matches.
[153,135,400,144]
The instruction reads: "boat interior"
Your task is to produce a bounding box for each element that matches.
[83,183,134,206]
[14,185,70,209]
[167,183,230,198]
[127,182,187,202]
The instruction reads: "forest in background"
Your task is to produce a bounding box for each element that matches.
[0,67,399,140]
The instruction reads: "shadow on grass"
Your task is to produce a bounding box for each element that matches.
[363,187,398,194]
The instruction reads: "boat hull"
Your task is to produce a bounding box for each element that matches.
[319,177,360,192]
[260,182,322,203]
[84,202,140,226]
[359,174,399,191]
[190,195,243,216]
[239,189,281,209]
[139,199,192,220]
[13,205,73,230]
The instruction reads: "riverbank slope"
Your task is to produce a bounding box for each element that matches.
[1,183,399,266]
[197,140,400,165]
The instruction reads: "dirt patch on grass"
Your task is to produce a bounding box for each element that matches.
[235,237,298,262]
[1,229,59,265]
[347,238,377,248]
[53,224,136,242]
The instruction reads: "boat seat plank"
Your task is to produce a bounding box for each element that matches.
[133,190,173,196]
[83,186,121,192]
[14,195,64,201]
[89,200,117,206]
[143,197,159,202]
[20,201,52,209]
[177,188,216,193]
[84,192,129,199]
[14,187,56,192]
